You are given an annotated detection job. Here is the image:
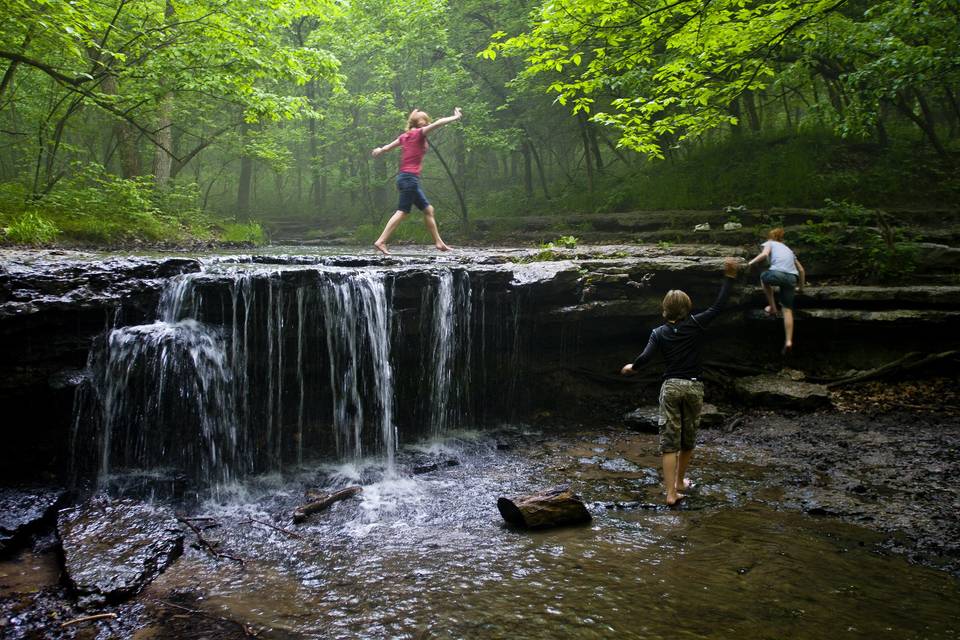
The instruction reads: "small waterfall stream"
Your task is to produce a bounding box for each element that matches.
[70,263,521,494]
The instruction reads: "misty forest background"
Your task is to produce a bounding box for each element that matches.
[0,0,958,248]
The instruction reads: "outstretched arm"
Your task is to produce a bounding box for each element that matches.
[621,330,659,376]
[421,107,462,136]
[371,138,400,157]
[692,257,740,326]
[747,244,771,269]
[795,259,806,290]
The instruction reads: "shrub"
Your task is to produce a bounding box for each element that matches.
[794,199,916,282]
[4,212,60,245]
[218,221,267,245]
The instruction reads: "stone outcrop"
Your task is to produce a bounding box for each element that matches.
[734,374,832,410]
[0,487,68,555]
[57,497,184,608]
[1,246,957,485]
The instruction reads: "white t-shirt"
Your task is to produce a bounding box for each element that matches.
[762,240,798,275]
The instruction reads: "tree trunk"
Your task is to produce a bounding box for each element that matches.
[587,120,604,173]
[497,486,592,529]
[743,91,761,132]
[101,75,141,178]
[237,121,252,221]
[152,0,176,187]
[432,142,468,226]
[529,139,551,200]
[895,91,948,158]
[728,97,743,136]
[577,113,594,194]
[520,141,533,198]
[306,80,323,214]
[943,84,960,138]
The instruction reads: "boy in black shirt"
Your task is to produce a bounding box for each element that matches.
[621,258,740,505]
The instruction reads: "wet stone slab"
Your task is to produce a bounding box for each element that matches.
[0,487,68,556]
[734,374,832,410]
[57,497,184,608]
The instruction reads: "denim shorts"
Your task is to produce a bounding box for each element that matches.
[761,269,799,309]
[396,172,429,213]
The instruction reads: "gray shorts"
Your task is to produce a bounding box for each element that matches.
[658,378,704,454]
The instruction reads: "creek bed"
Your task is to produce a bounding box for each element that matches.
[3,415,958,639]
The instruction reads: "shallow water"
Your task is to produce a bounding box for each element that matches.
[123,427,960,639]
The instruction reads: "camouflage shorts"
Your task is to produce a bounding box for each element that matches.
[658,378,705,454]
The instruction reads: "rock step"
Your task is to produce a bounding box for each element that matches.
[58,497,184,608]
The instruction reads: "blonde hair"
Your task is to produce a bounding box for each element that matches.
[406,109,431,130]
[768,227,785,241]
[662,290,692,322]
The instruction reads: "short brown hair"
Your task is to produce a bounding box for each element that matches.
[768,227,785,241]
[662,290,692,322]
[406,109,431,130]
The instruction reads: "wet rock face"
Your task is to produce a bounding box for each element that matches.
[57,497,183,608]
[0,487,67,556]
[734,374,831,410]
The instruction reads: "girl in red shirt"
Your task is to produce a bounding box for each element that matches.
[371,107,462,255]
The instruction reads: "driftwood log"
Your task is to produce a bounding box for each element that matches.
[293,486,363,524]
[497,486,592,529]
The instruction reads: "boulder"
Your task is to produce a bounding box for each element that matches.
[624,403,726,431]
[0,487,68,556]
[734,374,832,410]
[57,497,184,608]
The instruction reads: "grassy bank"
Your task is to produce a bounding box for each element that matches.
[0,169,266,248]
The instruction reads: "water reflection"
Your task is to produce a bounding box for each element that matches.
[133,427,960,639]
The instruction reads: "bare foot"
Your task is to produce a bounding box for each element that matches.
[781,342,793,356]
[676,478,693,493]
[373,241,390,255]
[666,493,686,506]
[436,242,452,252]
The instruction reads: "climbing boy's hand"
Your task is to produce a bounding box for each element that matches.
[620,364,635,376]
[723,257,741,278]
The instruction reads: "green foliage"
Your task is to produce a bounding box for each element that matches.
[553,235,579,249]
[352,220,433,246]
[485,0,960,159]
[0,166,211,244]
[518,235,580,261]
[218,222,267,245]
[794,199,917,283]
[3,213,60,245]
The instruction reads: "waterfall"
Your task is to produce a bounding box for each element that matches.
[70,264,501,492]
[422,270,473,436]
[87,319,241,488]
[321,271,396,467]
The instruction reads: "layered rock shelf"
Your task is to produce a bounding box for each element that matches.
[2,246,958,485]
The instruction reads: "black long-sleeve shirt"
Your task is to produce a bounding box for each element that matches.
[631,277,734,380]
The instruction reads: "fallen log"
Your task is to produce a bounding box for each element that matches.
[293,486,363,524]
[497,486,592,529]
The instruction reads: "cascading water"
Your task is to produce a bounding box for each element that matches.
[421,270,473,437]
[322,271,396,468]
[70,263,515,495]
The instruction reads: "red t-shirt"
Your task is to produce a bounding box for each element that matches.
[397,128,428,175]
